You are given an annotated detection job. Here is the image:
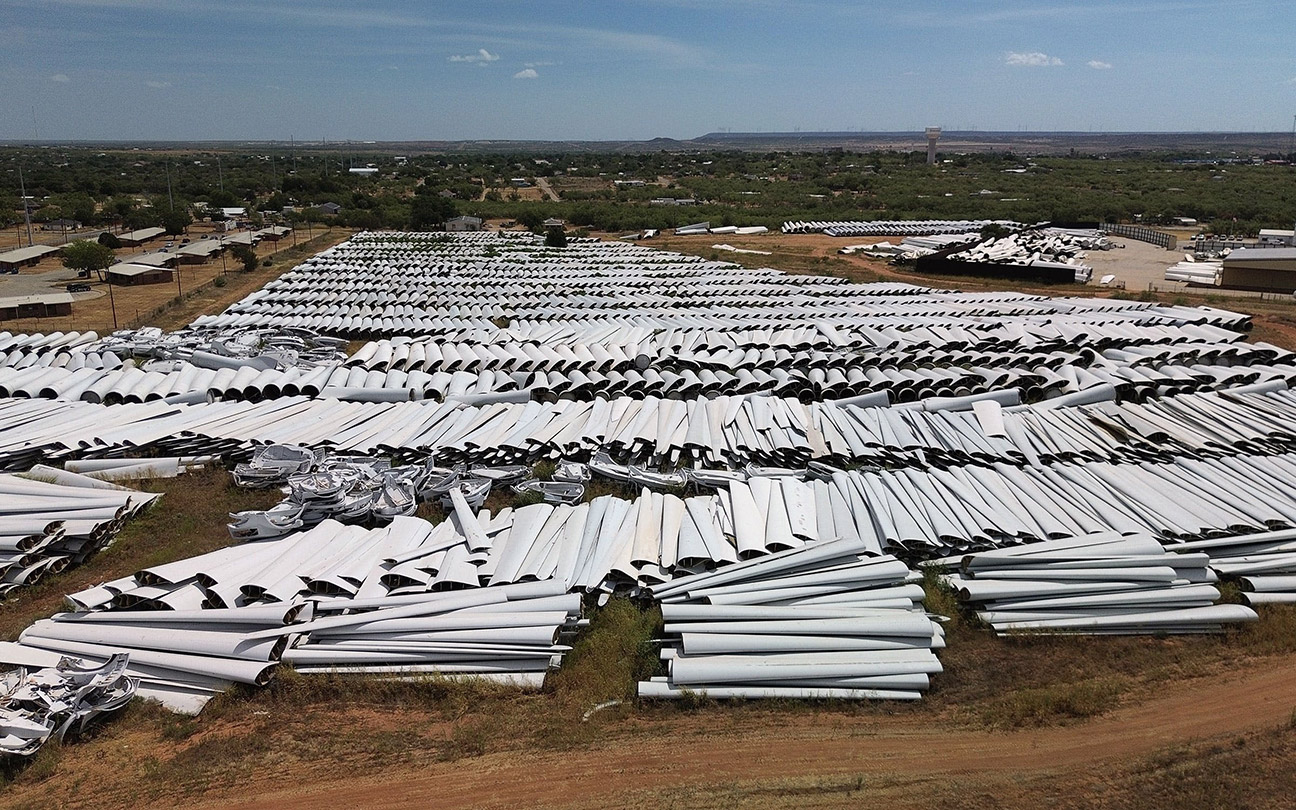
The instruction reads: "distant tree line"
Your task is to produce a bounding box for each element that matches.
[2,146,1293,237]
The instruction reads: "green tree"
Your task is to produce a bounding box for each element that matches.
[544,227,567,248]
[980,223,1012,240]
[97,231,122,249]
[124,207,161,231]
[162,208,192,236]
[409,195,457,230]
[229,244,258,273]
[61,240,116,281]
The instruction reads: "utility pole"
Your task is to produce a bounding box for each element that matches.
[217,156,224,191]
[106,277,118,330]
[166,161,175,212]
[17,166,33,247]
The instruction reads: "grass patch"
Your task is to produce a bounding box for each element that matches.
[920,564,964,629]
[978,677,1131,729]
[415,500,447,524]
[10,742,60,786]
[1101,723,1296,810]
[1226,604,1296,657]
[548,597,662,705]
[582,477,637,503]
[512,489,545,508]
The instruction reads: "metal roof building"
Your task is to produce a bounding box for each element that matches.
[0,292,74,319]
[256,225,292,241]
[176,239,223,262]
[119,251,179,268]
[445,216,483,232]
[1220,247,1296,292]
[118,227,166,246]
[0,245,60,272]
[106,263,176,286]
[222,232,259,247]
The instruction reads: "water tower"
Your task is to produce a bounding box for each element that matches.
[925,127,941,165]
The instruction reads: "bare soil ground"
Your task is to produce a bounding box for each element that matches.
[191,657,1294,810]
[486,185,548,202]
[1,644,1286,810]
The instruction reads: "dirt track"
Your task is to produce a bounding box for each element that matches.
[178,653,1296,810]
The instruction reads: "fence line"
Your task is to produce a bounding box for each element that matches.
[1101,223,1177,251]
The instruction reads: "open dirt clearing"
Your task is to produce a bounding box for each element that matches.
[150,653,1296,810]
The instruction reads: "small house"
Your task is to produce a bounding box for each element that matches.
[106,263,176,286]
[445,216,483,232]
[41,219,82,232]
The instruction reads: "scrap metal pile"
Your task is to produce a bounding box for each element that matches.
[0,650,135,756]
[945,227,1108,283]
[226,444,579,540]
[95,325,348,369]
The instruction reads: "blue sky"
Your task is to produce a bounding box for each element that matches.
[1,0,1292,141]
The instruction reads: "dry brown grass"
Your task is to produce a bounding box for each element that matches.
[1059,719,1296,810]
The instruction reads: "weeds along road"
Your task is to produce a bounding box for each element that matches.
[179,652,1296,810]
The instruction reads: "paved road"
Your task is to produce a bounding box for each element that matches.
[0,263,104,303]
[535,177,561,202]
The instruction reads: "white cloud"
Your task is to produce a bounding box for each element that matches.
[513,68,538,79]
[449,48,500,64]
[50,73,70,82]
[1004,51,1063,67]
[145,80,171,88]
[1087,60,1113,70]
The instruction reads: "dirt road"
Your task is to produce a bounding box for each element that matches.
[178,654,1296,810]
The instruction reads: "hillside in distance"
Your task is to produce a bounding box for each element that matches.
[3,131,1292,156]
